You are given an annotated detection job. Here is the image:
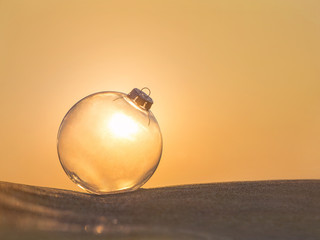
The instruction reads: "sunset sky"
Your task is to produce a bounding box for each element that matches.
[0,0,319,192]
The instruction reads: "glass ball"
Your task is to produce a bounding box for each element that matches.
[57,91,162,194]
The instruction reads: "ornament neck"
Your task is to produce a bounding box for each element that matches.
[128,88,153,111]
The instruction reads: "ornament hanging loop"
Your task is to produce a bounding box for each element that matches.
[141,87,151,97]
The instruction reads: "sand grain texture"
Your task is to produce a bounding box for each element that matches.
[0,180,319,239]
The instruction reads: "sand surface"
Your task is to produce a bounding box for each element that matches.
[0,180,319,240]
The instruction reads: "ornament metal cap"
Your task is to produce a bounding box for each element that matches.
[128,87,153,111]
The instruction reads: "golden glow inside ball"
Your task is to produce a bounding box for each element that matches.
[57,88,162,194]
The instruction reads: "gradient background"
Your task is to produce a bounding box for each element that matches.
[0,0,319,192]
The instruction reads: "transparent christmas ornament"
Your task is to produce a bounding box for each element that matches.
[57,88,162,194]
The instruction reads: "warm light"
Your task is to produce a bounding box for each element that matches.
[108,112,139,139]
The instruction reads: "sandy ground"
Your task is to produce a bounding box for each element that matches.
[0,180,319,240]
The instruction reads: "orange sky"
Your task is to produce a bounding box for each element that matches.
[0,0,320,192]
